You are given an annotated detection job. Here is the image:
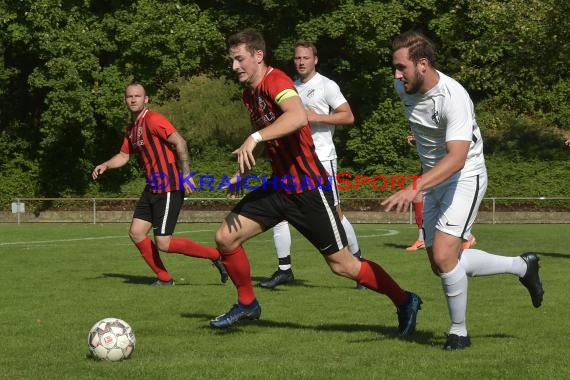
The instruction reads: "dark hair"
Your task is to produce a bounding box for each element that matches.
[392,30,437,67]
[294,40,318,56]
[228,28,266,55]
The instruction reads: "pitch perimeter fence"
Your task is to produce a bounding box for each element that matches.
[4,197,570,224]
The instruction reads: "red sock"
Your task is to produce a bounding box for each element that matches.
[135,237,171,281]
[413,200,423,229]
[167,237,219,260]
[356,259,407,307]
[220,246,256,305]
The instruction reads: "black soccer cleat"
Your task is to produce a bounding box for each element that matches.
[210,300,261,329]
[259,269,294,289]
[397,291,422,337]
[213,257,229,283]
[444,334,471,350]
[519,252,544,308]
[151,278,174,286]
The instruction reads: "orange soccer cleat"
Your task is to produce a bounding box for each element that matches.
[406,239,425,251]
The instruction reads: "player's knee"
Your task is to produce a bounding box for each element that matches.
[215,228,235,252]
[155,237,170,252]
[328,262,347,277]
[327,260,356,279]
[128,228,146,243]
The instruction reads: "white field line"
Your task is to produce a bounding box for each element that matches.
[0,229,215,246]
[0,228,399,247]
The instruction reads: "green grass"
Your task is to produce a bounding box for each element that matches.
[0,223,568,379]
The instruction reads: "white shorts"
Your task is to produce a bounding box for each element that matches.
[422,173,487,247]
[321,159,340,206]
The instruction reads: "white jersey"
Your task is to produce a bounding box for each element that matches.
[395,70,486,182]
[295,72,348,161]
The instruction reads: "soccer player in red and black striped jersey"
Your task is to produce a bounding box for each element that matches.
[92,83,228,286]
[209,29,422,334]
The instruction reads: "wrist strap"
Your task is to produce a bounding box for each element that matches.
[251,131,263,143]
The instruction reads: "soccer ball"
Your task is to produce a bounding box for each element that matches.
[87,318,136,361]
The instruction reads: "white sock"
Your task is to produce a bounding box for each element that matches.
[460,249,526,277]
[441,263,469,336]
[273,221,292,270]
[341,216,360,256]
[418,228,424,241]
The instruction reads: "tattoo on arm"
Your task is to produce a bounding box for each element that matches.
[177,144,190,174]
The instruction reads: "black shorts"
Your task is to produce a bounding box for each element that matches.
[232,187,347,255]
[133,188,184,236]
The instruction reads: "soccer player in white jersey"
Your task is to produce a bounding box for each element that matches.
[382,30,544,350]
[405,133,477,252]
[259,40,364,289]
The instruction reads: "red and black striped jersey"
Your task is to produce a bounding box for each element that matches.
[243,67,329,194]
[121,109,181,193]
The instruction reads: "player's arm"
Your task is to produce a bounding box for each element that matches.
[307,102,354,126]
[92,152,130,180]
[167,131,196,194]
[382,140,469,213]
[233,93,307,173]
[256,94,308,140]
[167,131,190,175]
[414,140,469,191]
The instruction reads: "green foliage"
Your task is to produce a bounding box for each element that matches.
[346,98,418,175]
[274,0,436,117]
[544,79,570,128]
[479,107,565,161]
[0,0,568,205]
[108,0,225,96]
[431,0,570,122]
[155,75,251,151]
[486,158,570,197]
[0,153,39,207]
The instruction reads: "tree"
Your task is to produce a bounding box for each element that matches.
[271,0,437,173]
[0,0,225,199]
[431,0,569,122]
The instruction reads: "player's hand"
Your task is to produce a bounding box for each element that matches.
[92,164,108,180]
[381,188,420,213]
[221,173,244,199]
[406,134,416,146]
[232,135,257,174]
[182,176,197,195]
[305,107,319,124]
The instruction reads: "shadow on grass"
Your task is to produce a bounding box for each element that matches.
[97,272,182,286]
[99,273,155,285]
[250,276,313,289]
[250,276,374,290]
[98,272,228,286]
[383,242,413,250]
[181,311,443,346]
[533,251,570,259]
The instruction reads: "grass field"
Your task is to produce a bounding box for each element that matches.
[0,223,568,380]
